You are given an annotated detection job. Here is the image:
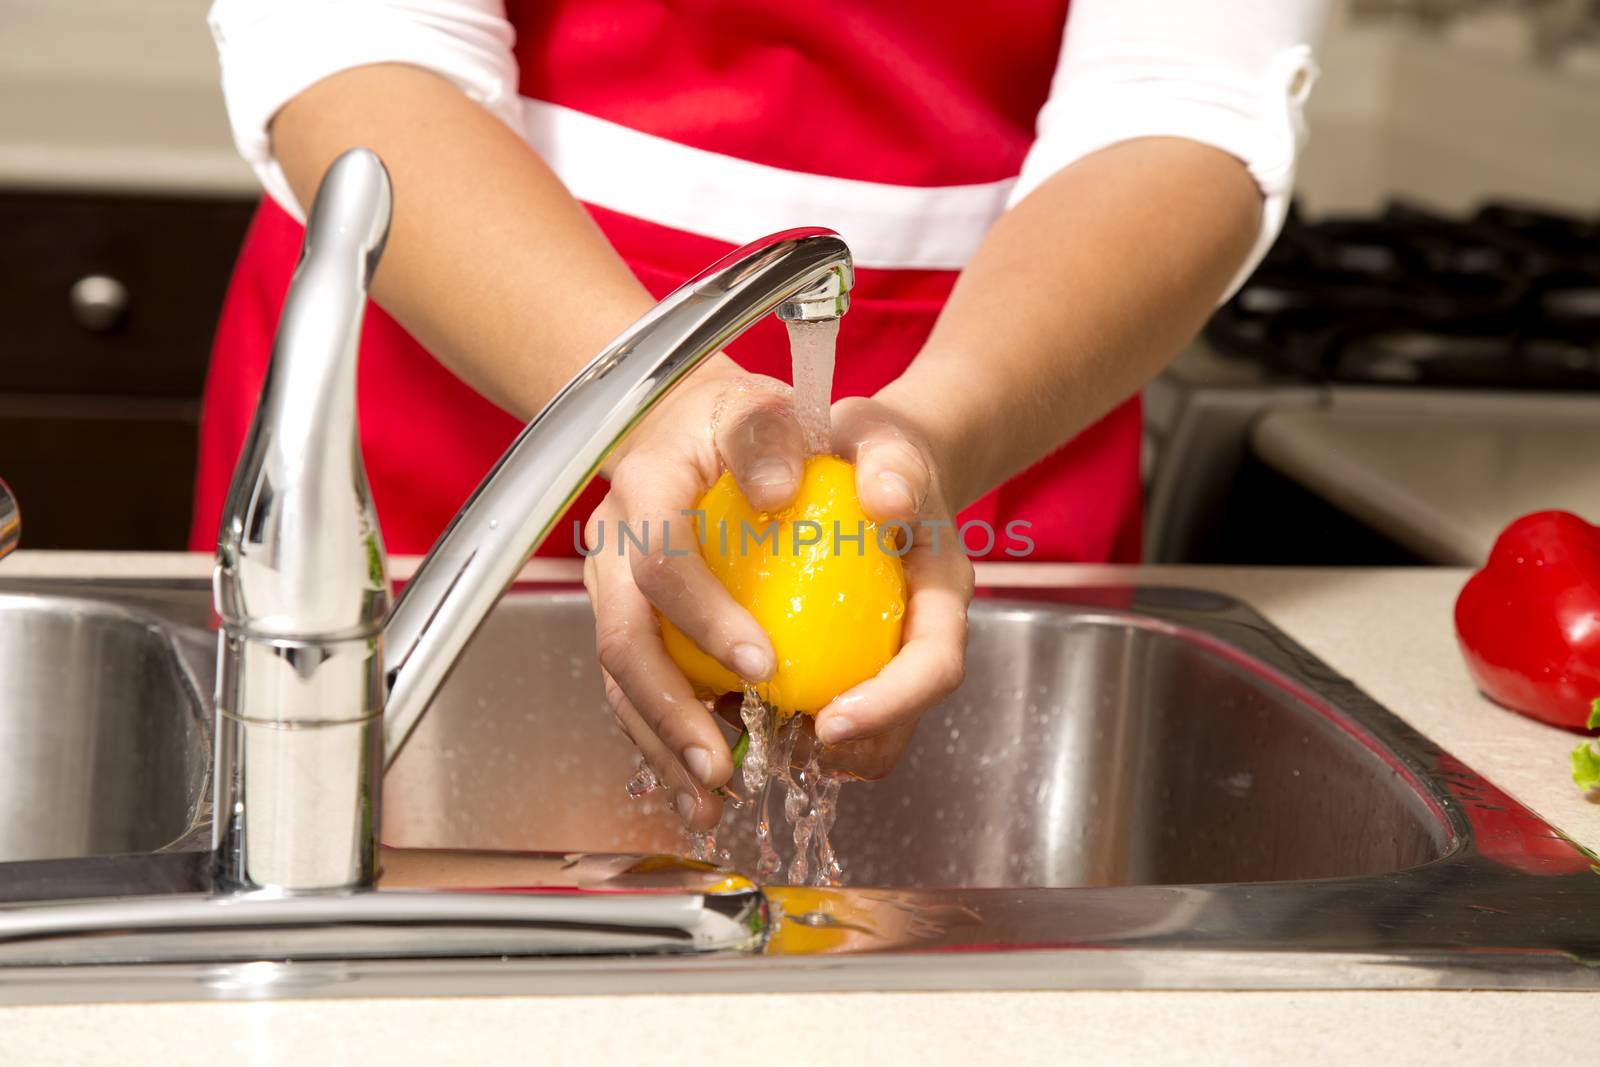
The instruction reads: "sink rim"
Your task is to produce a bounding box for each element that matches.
[1,576,1597,998]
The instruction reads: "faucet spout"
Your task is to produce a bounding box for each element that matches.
[382,227,854,765]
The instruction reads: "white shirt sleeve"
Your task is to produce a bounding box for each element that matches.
[208,0,522,221]
[1010,0,1336,299]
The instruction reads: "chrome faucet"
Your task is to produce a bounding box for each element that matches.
[0,479,16,562]
[213,147,853,894]
[212,150,392,893]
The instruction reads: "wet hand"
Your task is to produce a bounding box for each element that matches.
[808,395,974,779]
[583,355,808,830]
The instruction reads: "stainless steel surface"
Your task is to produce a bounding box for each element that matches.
[0,838,765,968]
[0,870,764,967]
[1142,342,1600,564]
[385,593,1451,887]
[211,147,394,893]
[383,226,853,764]
[1251,395,1600,566]
[0,593,210,863]
[1142,341,1320,563]
[0,479,16,562]
[2,578,1599,1000]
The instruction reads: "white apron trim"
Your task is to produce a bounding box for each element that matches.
[520,97,1017,271]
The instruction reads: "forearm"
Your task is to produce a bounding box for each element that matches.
[877,137,1263,510]
[271,63,656,420]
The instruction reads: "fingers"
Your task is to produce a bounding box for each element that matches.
[830,400,932,526]
[608,456,775,682]
[712,387,807,512]
[584,509,736,830]
[600,668,724,831]
[812,522,974,746]
[816,722,918,781]
[777,716,917,782]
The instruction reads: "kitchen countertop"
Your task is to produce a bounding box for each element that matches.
[1,552,1596,1064]
[1252,392,1600,566]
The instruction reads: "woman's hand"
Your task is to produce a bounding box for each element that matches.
[583,355,801,830]
[583,358,973,827]
[810,394,974,780]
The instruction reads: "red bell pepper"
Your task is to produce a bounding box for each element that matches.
[1454,510,1600,731]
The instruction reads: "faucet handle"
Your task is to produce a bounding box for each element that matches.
[215,147,394,638]
[0,478,17,562]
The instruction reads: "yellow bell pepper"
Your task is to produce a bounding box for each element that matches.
[661,455,905,716]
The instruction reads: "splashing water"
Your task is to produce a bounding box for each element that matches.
[618,690,843,882]
[624,758,659,799]
[684,828,730,866]
[625,754,731,865]
[786,318,838,456]
[740,686,847,886]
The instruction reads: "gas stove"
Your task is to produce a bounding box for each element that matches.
[1205,201,1600,389]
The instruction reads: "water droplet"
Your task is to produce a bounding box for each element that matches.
[624,758,659,798]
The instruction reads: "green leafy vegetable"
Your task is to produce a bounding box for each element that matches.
[713,730,753,798]
[1572,742,1600,792]
[1574,700,1600,792]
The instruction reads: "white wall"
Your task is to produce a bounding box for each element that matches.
[1299,16,1600,216]
[0,0,252,193]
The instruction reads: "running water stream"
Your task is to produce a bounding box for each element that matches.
[625,317,850,886]
[787,318,838,456]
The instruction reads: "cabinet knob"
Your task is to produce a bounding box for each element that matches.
[68,274,130,333]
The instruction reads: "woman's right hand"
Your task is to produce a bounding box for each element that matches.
[582,355,809,831]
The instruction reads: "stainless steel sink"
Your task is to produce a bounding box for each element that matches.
[0,592,211,864]
[2,577,1598,1002]
[386,591,1450,888]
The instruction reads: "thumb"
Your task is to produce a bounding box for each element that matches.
[715,394,807,512]
[843,424,930,526]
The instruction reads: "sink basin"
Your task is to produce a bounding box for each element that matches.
[385,592,1450,888]
[0,592,210,863]
[1,576,1598,1001]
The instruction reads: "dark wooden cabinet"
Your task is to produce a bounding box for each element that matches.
[0,191,257,550]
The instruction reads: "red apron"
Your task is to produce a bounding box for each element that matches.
[190,1,1142,563]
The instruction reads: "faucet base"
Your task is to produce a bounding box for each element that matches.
[0,849,768,967]
[213,631,385,894]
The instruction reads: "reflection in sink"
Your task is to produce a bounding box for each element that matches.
[0,594,210,863]
[385,593,1452,888]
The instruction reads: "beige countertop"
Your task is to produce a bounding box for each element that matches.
[4,990,1596,1066]
[1,552,1596,1062]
